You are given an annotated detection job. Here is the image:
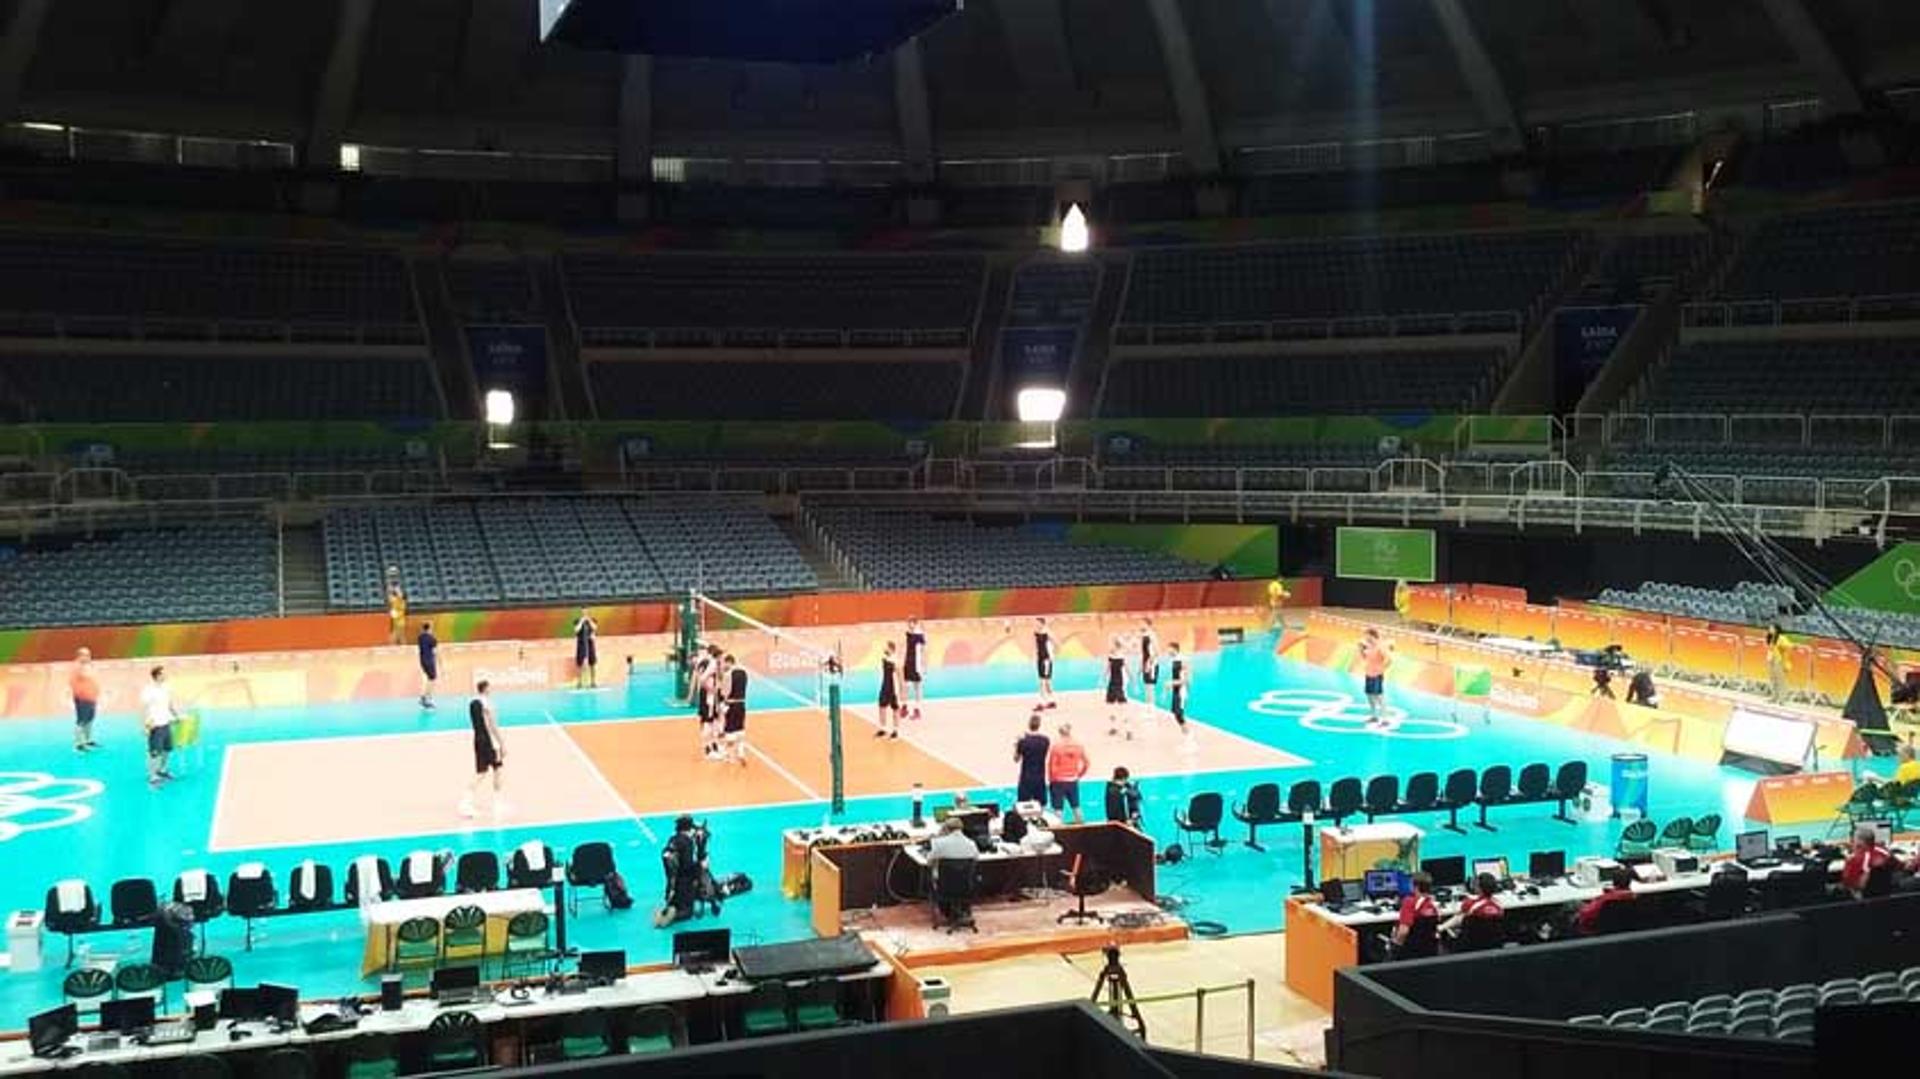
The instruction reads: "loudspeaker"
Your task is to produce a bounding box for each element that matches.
[380,976,404,1012]
[917,976,952,1018]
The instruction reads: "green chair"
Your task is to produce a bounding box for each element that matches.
[1689,813,1723,852]
[115,962,167,1007]
[1617,818,1657,859]
[622,1005,686,1055]
[389,915,441,978]
[183,955,233,994]
[1838,782,1884,833]
[559,1010,613,1060]
[501,910,550,978]
[741,981,793,1037]
[1884,781,1915,830]
[256,1048,315,1079]
[1657,816,1694,848]
[63,967,113,1014]
[791,979,846,1031]
[426,1010,486,1070]
[342,1034,400,1079]
[71,1064,131,1078]
[171,1055,231,1079]
[442,904,488,972]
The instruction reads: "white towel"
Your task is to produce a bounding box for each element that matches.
[236,862,266,881]
[518,841,549,872]
[405,851,434,883]
[55,879,87,912]
[178,870,208,903]
[354,857,382,906]
[293,860,318,902]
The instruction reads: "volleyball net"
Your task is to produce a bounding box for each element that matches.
[680,591,848,812]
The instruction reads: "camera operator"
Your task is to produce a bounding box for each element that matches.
[655,814,711,928]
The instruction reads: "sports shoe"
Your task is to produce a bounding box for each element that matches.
[492,798,512,820]
[458,798,475,818]
[889,731,900,740]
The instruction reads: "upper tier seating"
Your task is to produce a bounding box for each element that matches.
[562,253,984,336]
[1100,348,1504,417]
[808,508,1207,590]
[589,360,962,420]
[1569,968,1920,1043]
[1119,229,1580,326]
[1006,258,1101,327]
[1595,580,1920,649]
[1572,231,1711,304]
[1714,202,1920,303]
[445,260,540,323]
[1636,339,1920,414]
[0,232,417,334]
[0,353,442,421]
[0,523,276,628]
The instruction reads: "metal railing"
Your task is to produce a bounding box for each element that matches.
[0,312,424,346]
[1567,410,1920,450]
[1112,309,1521,347]
[577,325,970,350]
[1680,292,1920,329]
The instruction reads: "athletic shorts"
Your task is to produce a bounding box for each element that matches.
[724,702,746,734]
[474,740,501,774]
[576,642,598,667]
[147,726,173,754]
[1049,780,1081,811]
[74,699,97,726]
[1037,657,1053,680]
[1106,684,1127,705]
[420,660,438,681]
[1142,665,1159,685]
[878,685,900,709]
[1171,689,1186,720]
[903,665,923,685]
[1364,674,1385,696]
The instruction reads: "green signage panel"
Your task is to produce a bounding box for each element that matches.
[1336,527,1436,582]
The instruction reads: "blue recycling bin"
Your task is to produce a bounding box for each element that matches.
[1610,752,1649,819]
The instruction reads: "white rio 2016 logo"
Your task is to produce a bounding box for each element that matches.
[1246,689,1469,740]
[0,772,103,843]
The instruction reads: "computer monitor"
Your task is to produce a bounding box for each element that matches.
[1319,879,1344,904]
[1363,870,1402,900]
[218,987,262,1022]
[1471,857,1510,883]
[100,997,156,1034]
[1527,850,1567,881]
[28,1004,76,1058]
[1735,829,1771,862]
[258,983,299,1024]
[1776,834,1803,853]
[1339,878,1366,905]
[672,928,732,971]
[430,965,481,1000]
[580,949,627,984]
[958,809,993,842]
[932,807,952,824]
[1420,855,1467,889]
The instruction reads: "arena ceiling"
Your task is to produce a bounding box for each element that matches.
[1,0,1916,170]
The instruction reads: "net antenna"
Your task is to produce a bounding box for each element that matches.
[684,590,848,814]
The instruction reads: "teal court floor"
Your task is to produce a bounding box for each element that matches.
[0,633,1774,1022]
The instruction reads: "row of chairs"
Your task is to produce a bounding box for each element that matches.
[1174,761,1590,853]
[1616,814,1724,858]
[1571,970,1920,1043]
[388,909,552,981]
[45,840,619,964]
[62,955,232,1013]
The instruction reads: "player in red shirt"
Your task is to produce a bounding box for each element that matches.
[1390,872,1440,958]
[1575,867,1638,935]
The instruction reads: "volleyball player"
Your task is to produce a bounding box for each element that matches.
[70,647,99,752]
[1104,636,1131,739]
[1167,642,1192,743]
[1137,618,1159,712]
[690,645,718,759]
[417,621,438,709]
[1033,617,1057,709]
[1360,627,1394,728]
[721,654,750,767]
[876,640,902,739]
[902,617,927,720]
[386,577,407,646]
[140,665,179,787]
[573,609,599,689]
[460,680,507,819]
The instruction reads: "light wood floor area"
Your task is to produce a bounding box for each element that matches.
[912,933,1332,1070]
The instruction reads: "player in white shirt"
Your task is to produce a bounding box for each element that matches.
[139,666,179,788]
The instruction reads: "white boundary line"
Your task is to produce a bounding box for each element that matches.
[205,744,239,853]
[744,743,822,801]
[543,710,657,844]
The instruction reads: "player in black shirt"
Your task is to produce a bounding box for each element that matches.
[876,640,902,739]
[721,655,749,767]
[573,610,599,689]
[1138,618,1159,710]
[1033,616,1057,709]
[903,618,927,721]
[1167,642,1192,742]
[1105,636,1130,740]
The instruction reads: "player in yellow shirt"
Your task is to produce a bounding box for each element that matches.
[1267,579,1290,630]
[387,578,408,646]
[1766,625,1792,702]
[1393,579,1412,620]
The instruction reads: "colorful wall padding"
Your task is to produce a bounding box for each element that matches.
[1283,611,1866,770]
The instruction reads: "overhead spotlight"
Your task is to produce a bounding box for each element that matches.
[1058,204,1090,254]
[484,389,516,426]
[339,143,362,172]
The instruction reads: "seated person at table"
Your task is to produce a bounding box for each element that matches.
[654,815,711,928]
[1440,873,1504,940]
[928,819,979,923]
[1105,767,1142,828]
[1389,872,1440,959]
[1842,824,1896,899]
[1575,867,1637,935]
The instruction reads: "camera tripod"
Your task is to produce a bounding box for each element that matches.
[1091,945,1146,1039]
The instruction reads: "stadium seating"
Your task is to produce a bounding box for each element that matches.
[1572,231,1711,304]
[1634,339,1920,414]
[806,508,1206,590]
[1592,580,1920,648]
[1118,229,1581,327]
[445,259,540,323]
[623,496,817,595]
[589,359,963,420]
[1100,348,1506,417]
[1006,258,1101,327]
[1569,968,1920,1042]
[562,253,985,336]
[1713,202,1920,303]
[0,352,442,421]
[0,523,276,627]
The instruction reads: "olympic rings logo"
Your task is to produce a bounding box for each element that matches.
[1893,558,1920,600]
[0,772,103,843]
[1246,689,1470,740]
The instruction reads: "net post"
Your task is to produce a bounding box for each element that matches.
[827,668,845,815]
[674,591,699,702]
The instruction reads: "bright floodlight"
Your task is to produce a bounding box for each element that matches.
[1058,204,1090,254]
[484,389,516,426]
[1016,387,1067,423]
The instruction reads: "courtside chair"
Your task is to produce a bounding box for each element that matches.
[286,861,334,911]
[567,842,618,914]
[1515,763,1552,804]
[621,1006,687,1055]
[63,968,113,1016]
[1232,783,1284,851]
[1553,761,1589,823]
[442,905,488,971]
[70,1064,130,1079]
[1659,816,1695,848]
[508,842,557,889]
[1440,769,1478,833]
[1474,766,1512,831]
[1174,793,1226,853]
[455,851,499,894]
[183,955,233,995]
[395,851,445,900]
[1398,772,1440,816]
[793,979,848,1030]
[502,911,552,978]
[226,864,276,951]
[1286,779,1323,820]
[257,1048,315,1079]
[426,1011,487,1070]
[108,879,159,929]
[343,856,395,905]
[172,1054,230,1079]
[1618,819,1658,859]
[1690,813,1723,852]
[171,870,224,926]
[45,881,100,967]
[558,1010,613,1060]
[741,981,794,1037]
[342,1034,400,1079]
[389,916,441,980]
[115,963,167,1009]
[1326,778,1363,826]
[1363,775,1400,823]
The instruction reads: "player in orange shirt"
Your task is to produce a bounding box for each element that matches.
[1360,627,1394,728]
[69,647,100,752]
